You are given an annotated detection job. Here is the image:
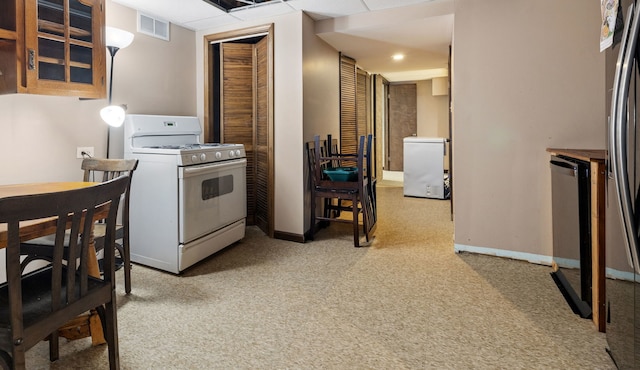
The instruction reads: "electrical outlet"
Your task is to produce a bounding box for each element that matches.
[76,146,95,159]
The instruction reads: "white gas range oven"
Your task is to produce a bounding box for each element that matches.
[124,114,246,273]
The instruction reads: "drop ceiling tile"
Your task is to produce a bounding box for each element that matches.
[182,14,243,31]
[112,0,226,24]
[286,0,368,19]
[230,2,295,21]
[364,0,436,11]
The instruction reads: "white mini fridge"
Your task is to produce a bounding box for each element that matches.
[403,137,446,199]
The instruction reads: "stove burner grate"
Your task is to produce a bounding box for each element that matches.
[142,143,234,150]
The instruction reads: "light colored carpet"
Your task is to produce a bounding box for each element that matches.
[25,186,614,369]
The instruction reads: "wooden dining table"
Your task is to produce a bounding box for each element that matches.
[0,181,107,345]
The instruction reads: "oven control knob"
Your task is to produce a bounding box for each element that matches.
[191,155,199,163]
[229,150,235,158]
[235,150,241,157]
[215,152,222,159]
[200,153,207,161]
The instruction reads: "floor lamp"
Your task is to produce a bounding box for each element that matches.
[101,26,134,158]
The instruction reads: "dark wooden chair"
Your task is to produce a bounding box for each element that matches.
[0,176,128,370]
[324,135,341,169]
[361,134,377,235]
[21,158,138,294]
[307,134,376,247]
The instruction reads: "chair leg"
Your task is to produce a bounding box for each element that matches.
[0,350,11,370]
[49,331,59,361]
[362,188,374,243]
[119,242,132,294]
[323,198,330,218]
[352,196,360,247]
[11,346,25,370]
[362,199,370,243]
[103,298,120,370]
[310,193,317,240]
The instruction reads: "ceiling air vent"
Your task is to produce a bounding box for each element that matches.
[137,12,170,41]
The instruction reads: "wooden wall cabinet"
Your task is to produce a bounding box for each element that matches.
[0,0,105,98]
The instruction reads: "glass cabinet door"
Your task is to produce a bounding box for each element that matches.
[25,0,105,98]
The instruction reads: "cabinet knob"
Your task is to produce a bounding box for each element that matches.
[28,49,35,71]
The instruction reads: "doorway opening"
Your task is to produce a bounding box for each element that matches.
[204,24,275,237]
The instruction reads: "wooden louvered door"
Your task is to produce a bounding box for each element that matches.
[340,55,358,156]
[356,68,369,140]
[206,25,274,238]
[221,43,256,225]
[340,55,372,160]
[254,36,270,233]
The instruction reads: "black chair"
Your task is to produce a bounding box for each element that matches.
[0,176,127,369]
[307,134,376,247]
[21,158,138,294]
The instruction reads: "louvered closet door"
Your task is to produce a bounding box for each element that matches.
[221,43,255,224]
[357,68,369,140]
[340,55,357,156]
[254,36,271,234]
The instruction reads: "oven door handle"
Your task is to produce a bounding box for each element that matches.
[181,158,247,178]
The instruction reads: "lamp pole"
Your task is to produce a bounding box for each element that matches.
[101,26,134,158]
[105,46,118,158]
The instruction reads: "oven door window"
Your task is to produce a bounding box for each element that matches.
[202,175,234,200]
[179,160,247,244]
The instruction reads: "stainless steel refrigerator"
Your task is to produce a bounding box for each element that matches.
[607,1,640,368]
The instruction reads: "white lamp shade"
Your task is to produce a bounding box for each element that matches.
[105,26,134,49]
[100,105,126,127]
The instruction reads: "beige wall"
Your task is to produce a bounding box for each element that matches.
[0,94,106,184]
[302,13,341,233]
[302,14,340,143]
[417,79,449,139]
[106,1,197,158]
[417,79,449,170]
[0,0,196,187]
[452,0,605,261]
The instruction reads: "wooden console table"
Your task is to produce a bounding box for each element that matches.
[547,148,606,332]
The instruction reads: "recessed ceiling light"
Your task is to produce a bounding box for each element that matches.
[392,54,404,61]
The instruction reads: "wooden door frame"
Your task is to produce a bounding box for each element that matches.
[373,74,388,177]
[203,24,275,237]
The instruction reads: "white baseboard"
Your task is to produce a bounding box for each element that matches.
[454,243,553,266]
[605,267,637,282]
[454,244,640,283]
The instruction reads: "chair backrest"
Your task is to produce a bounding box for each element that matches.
[306,139,318,187]
[324,135,340,168]
[364,134,375,181]
[81,158,138,224]
[81,158,138,183]
[312,134,365,189]
[354,135,366,184]
[0,177,128,358]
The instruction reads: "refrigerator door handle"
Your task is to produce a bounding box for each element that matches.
[613,3,640,274]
